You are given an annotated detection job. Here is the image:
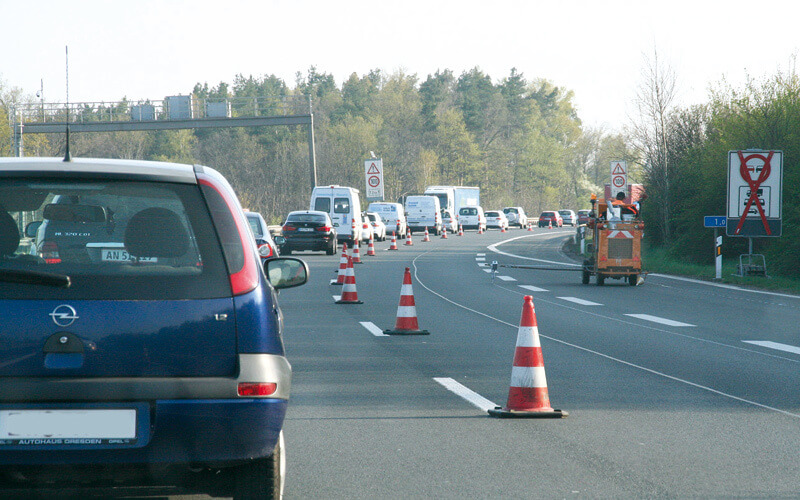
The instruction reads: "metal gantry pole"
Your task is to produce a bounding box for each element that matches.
[307,97,317,190]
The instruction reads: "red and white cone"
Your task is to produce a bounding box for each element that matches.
[488,296,567,418]
[458,224,464,236]
[367,233,376,256]
[405,231,413,246]
[332,242,348,285]
[477,225,483,235]
[441,226,448,239]
[352,239,363,264]
[388,231,399,251]
[527,222,533,232]
[335,256,363,304]
[548,220,552,229]
[384,267,429,335]
[501,224,507,233]
[423,227,430,242]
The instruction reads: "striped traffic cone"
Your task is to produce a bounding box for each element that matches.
[458,224,464,236]
[423,227,430,242]
[335,256,363,304]
[527,222,533,232]
[331,243,348,285]
[548,220,552,229]
[367,233,376,256]
[388,231,399,251]
[405,232,413,246]
[441,226,448,239]
[488,296,567,418]
[501,225,507,233]
[384,267,429,335]
[352,239,363,264]
[477,225,483,235]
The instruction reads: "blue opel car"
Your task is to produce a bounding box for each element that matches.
[0,157,307,498]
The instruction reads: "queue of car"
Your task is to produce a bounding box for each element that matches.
[484,210,509,230]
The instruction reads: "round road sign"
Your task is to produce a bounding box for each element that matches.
[612,175,625,188]
[368,175,380,188]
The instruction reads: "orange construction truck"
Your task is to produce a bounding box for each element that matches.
[582,193,644,286]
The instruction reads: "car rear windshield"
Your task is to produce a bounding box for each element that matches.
[246,215,264,237]
[0,178,230,300]
[540,212,554,217]
[485,212,499,217]
[504,208,518,214]
[559,211,571,216]
[460,208,477,216]
[313,197,331,212]
[287,214,327,223]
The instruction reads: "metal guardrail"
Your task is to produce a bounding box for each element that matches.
[12,95,310,125]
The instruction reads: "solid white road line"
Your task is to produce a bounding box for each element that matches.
[625,314,695,327]
[360,321,388,337]
[487,234,581,267]
[433,377,497,412]
[558,296,602,306]
[519,285,548,292]
[743,341,800,355]
[496,275,516,282]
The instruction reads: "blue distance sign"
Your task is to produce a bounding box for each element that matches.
[704,215,727,228]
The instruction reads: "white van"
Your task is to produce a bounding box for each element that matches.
[367,202,407,238]
[458,205,486,231]
[405,195,441,235]
[310,185,363,242]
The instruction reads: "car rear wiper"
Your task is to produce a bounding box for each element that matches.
[0,269,71,288]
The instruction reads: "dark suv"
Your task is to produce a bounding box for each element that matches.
[0,157,307,498]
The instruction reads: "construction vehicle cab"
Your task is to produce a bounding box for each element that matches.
[582,193,644,286]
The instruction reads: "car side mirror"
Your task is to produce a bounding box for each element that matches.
[273,235,286,246]
[25,221,43,238]
[265,257,308,289]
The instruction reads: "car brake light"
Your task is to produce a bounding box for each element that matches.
[237,382,278,397]
[40,241,61,264]
[258,243,273,258]
[316,225,332,232]
[283,225,297,232]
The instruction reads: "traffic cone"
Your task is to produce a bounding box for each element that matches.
[405,232,413,246]
[477,225,483,235]
[384,267,429,335]
[441,226,448,239]
[527,222,533,232]
[335,256,363,304]
[488,296,567,418]
[388,231,399,251]
[352,239,363,264]
[548,220,552,229]
[458,224,464,236]
[422,227,430,242]
[332,243,348,285]
[501,225,507,233]
[367,233,376,256]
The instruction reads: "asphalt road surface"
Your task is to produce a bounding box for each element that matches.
[266,226,800,498]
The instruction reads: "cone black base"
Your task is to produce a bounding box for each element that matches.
[487,406,568,419]
[383,329,430,335]
[335,299,363,304]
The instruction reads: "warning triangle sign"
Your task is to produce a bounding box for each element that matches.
[367,163,381,174]
[612,163,625,174]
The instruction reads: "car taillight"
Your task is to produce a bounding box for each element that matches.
[283,225,297,232]
[39,241,61,264]
[237,382,278,397]
[258,243,273,258]
[316,225,332,232]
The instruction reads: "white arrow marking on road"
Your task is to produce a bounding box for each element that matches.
[743,341,800,355]
[625,314,695,327]
[519,285,548,292]
[360,321,388,337]
[434,377,497,412]
[558,296,602,306]
[496,276,516,282]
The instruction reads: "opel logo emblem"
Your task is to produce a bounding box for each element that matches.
[50,305,79,327]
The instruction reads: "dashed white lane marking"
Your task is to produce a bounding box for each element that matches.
[475,257,486,261]
[360,321,388,337]
[434,377,497,412]
[625,314,695,327]
[478,263,489,267]
[496,276,516,282]
[743,341,800,355]
[519,285,548,292]
[482,269,492,273]
[476,253,486,256]
[558,296,602,306]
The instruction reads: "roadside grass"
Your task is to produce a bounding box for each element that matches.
[643,244,800,295]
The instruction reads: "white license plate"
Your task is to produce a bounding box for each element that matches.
[0,409,137,440]
[298,228,314,232]
[101,249,157,263]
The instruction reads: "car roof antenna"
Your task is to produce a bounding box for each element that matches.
[63,45,72,162]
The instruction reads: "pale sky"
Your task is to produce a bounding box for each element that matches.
[2,0,798,131]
